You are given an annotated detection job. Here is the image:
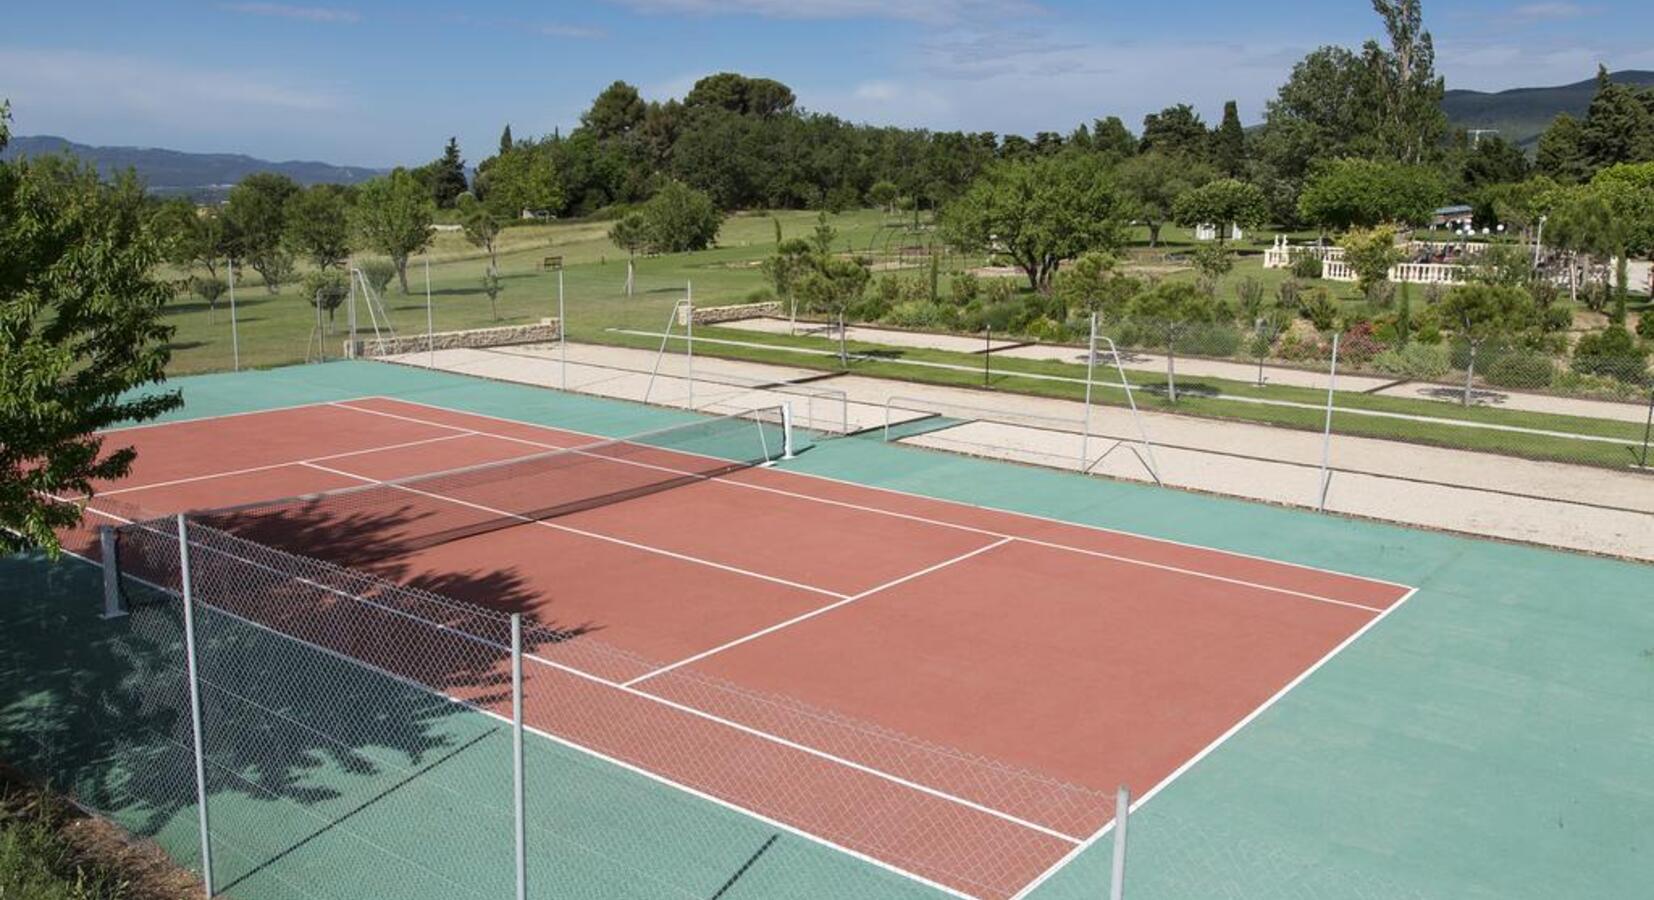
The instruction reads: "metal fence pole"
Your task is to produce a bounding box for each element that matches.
[176,515,214,897]
[99,526,125,619]
[511,614,526,900]
[347,265,358,356]
[1080,313,1097,472]
[1317,332,1341,512]
[425,255,434,368]
[227,258,240,372]
[1109,785,1130,900]
[558,266,568,390]
[1639,388,1654,469]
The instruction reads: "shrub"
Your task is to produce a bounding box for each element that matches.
[1181,323,1244,357]
[1291,253,1324,280]
[359,259,397,295]
[1571,325,1649,383]
[884,300,951,330]
[1371,342,1450,378]
[301,270,349,324]
[744,286,777,304]
[950,272,981,306]
[1638,311,1652,339]
[1299,289,1339,331]
[1236,276,1266,321]
[1484,352,1556,389]
[1338,321,1387,367]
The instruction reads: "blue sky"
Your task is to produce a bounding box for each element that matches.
[3,1,1651,168]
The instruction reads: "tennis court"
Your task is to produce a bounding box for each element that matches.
[58,393,1414,899]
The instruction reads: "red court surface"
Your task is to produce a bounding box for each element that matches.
[72,396,1416,900]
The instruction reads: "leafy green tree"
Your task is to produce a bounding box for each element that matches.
[1129,281,1229,402]
[808,212,838,257]
[283,185,352,270]
[1545,184,1620,305]
[152,198,232,282]
[1092,116,1138,159]
[1140,104,1208,159]
[608,211,650,296]
[0,108,182,554]
[684,73,796,117]
[1053,251,1136,320]
[1116,152,1215,247]
[456,192,502,272]
[1459,134,1529,191]
[1367,0,1447,165]
[762,238,815,329]
[1172,178,1267,247]
[1572,324,1649,382]
[480,268,504,320]
[226,172,300,293]
[940,153,1128,292]
[795,254,871,364]
[480,143,563,219]
[358,259,397,296]
[353,170,436,294]
[190,275,228,323]
[1211,100,1247,177]
[582,81,647,140]
[1579,66,1654,174]
[1339,225,1404,303]
[1536,114,1591,184]
[430,138,469,208]
[1590,161,1654,258]
[1438,283,1536,405]
[1296,157,1444,230]
[1190,244,1236,295]
[640,181,723,253]
[301,269,349,328]
[868,180,899,213]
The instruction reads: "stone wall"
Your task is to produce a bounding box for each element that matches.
[677,302,782,327]
[349,319,560,358]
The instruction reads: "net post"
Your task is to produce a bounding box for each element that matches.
[1317,331,1341,512]
[1080,312,1097,472]
[685,281,695,409]
[1109,785,1130,900]
[176,515,214,897]
[511,614,526,900]
[780,403,796,460]
[99,525,126,619]
[558,266,568,390]
[348,265,358,355]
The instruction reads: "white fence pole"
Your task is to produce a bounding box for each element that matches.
[176,515,214,897]
[511,614,526,900]
[1080,313,1097,472]
[99,526,124,619]
[227,258,240,372]
[1102,337,1162,485]
[425,255,434,368]
[1317,332,1341,512]
[1109,785,1130,900]
[685,281,694,409]
[558,266,567,389]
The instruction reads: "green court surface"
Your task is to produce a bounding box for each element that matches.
[2,359,1652,899]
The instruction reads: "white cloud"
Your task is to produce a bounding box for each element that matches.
[220,3,361,24]
[607,0,1039,25]
[1510,3,1588,22]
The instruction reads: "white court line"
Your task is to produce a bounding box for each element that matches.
[95,398,357,434]
[93,433,477,497]
[1005,584,1424,900]
[623,538,1014,687]
[330,398,1400,615]
[55,546,980,900]
[298,460,847,601]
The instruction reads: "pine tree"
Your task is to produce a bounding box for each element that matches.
[1579,65,1654,173]
[1212,100,1247,177]
[431,138,468,209]
[499,124,514,155]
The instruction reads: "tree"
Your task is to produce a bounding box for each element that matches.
[1173,178,1267,247]
[1296,157,1444,230]
[430,138,468,208]
[1140,104,1208,159]
[0,107,182,554]
[480,144,563,219]
[190,275,228,323]
[152,198,231,282]
[639,181,723,253]
[480,268,504,321]
[1339,226,1404,303]
[226,172,300,293]
[300,269,349,328]
[456,193,502,273]
[761,238,816,330]
[1092,117,1138,159]
[1116,152,1215,247]
[795,254,871,365]
[940,153,1128,292]
[1211,100,1247,177]
[283,185,352,270]
[684,73,796,117]
[608,212,650,296]
[1459,135,1529,192]
[1545,185,1620,305]
[1367,0,1447,165]
[1536,114,1591,184]
[1129,281,1229,402]
[1590,161,1654,258]
[1438,283,1535,405]
[1054,251,1137,320]
[353,170,435,294]
[868,180,899,213]
[582,81,647,140]
[1578,66,1654,174]
[499,124,514,155]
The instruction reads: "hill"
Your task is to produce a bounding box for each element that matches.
[1442,70,1654,150]
[0,135,386,199]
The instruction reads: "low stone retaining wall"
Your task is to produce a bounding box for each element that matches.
[677,302,782,327]
[348,319,560,358]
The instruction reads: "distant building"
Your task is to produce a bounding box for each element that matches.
[1431,205,1474,228]
[1194,223,1244,242]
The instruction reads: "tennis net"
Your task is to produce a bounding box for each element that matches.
[186,406,792,559]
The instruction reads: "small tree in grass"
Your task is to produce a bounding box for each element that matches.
[353,169,436,293]
[481,267,504,320]
[868,180,899,213]
[302,270,349,330]
[761,238,815,332]
[1130,281,1229,402]
[1339,226,1404,305]
[1172,178,1267,248]
[795,254,871,366]
[608,212,650,296]
[359,259,397,296]
[456,192,502,274]
[1438,283,1535,405]
[191,275,228,324]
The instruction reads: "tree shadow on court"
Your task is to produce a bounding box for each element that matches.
[0,493,594,888]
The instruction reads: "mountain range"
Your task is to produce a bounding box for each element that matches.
[0,135,386,198]
[1443,69,1654,150]
[5,70,1653,196]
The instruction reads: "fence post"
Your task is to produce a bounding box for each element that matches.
[511,614,526,900]
[1080,313,1097,472]
[176,515,215,897]
[1109,785,1130,900]
[425,255,434,368]
[1640,388,1653,469]
[227,258,240,372]
[99,526,125,619]
[685,281,695,409]
[1317,332,1341,512]
[558,265,568,390]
